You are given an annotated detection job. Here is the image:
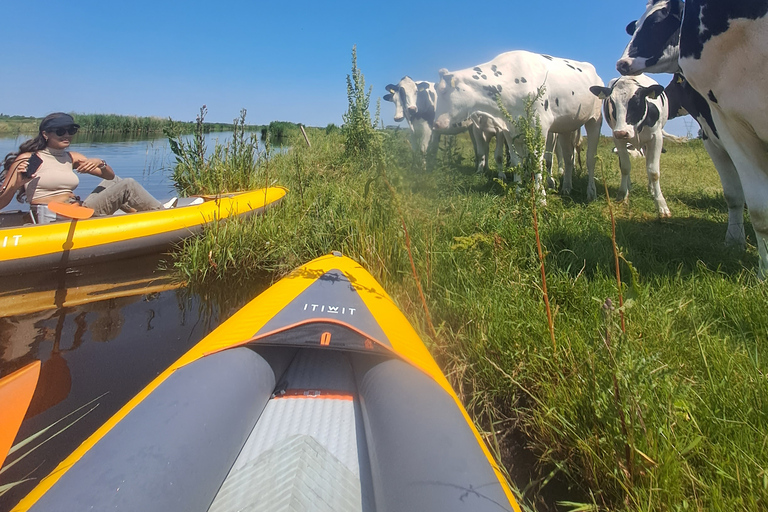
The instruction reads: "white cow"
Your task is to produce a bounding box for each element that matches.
[384,77,439,162]
[434,50,603,200]
[384,77,505,174]
[617,0,768,277]
[590,75,671,217]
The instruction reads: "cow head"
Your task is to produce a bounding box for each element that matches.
[590,77,665,140]
[383,76,430,125]
[616,0,684,75]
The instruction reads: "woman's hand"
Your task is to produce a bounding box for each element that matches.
[71,153,115,180]
[74,157,104,175]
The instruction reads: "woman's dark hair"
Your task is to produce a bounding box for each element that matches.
[1,114,58,203]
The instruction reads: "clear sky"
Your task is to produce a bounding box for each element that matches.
[0,0,693,136]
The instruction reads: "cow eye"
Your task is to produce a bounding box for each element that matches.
[626,20,637,35]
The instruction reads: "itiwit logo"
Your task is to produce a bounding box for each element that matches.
[303,304,356,316]
[2,235,22,248]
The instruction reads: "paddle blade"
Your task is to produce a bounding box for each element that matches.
[0,361,41,468]
[47,202,94,220]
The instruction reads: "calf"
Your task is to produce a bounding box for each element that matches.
[434,50,603,201]
[590,75,670,217]
[617,0,767,277]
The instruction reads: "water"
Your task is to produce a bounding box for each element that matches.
[0,132,271,511]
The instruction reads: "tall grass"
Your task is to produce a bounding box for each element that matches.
[166,107,270,196]
[169,52,767,512]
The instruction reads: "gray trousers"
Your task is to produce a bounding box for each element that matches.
[83,176,162,216]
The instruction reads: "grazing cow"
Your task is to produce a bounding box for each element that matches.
[434,50,603,200]
[617,0,767,277]
[590,75,671,217]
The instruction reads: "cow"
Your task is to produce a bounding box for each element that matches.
[384,77,505,174]
[590,75,671,217]
[616,0,767,277]
[434,50,603,201]
[384,77,439,163]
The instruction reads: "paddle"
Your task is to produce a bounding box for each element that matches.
[0,361,41,468]
[47,202,95,220]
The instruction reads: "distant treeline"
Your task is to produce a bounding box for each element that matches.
[0,113,263,136]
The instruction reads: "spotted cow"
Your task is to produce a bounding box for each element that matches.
[590,75,671,217]
[617,0,767,277]
[434,51,603,200]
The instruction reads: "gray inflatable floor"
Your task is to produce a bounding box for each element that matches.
[208,349,373,512]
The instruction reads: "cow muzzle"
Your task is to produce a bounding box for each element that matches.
[616,58,642,76]
[613,130,631,140]
[434,115,450,131]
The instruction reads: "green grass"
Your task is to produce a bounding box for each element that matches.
[170,113,766,510]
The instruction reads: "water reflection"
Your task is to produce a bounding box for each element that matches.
[0,254,275,510]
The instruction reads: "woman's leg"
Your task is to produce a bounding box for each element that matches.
[83,177,162,216]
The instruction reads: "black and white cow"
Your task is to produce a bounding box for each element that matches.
[590,75,671,217]
[434,50,603,201]
[617,0,767,277]
[384,77,439,161]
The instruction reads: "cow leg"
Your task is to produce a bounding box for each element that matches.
[426,132,440,167]
[468,126,482,171]
[555,135,566,174]
[471,125,491,175]
[711,116,768,279]
[703,136,746,248]
[493,132,506,172]
[544,132,557,189]
[583,117,601,201]
[614,141,633,203]
[558,132,576,197]
[644,135,671,217]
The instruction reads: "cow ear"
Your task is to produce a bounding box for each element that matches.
[626,20,637,35]
[589,86,612,100]
[438,68,449,78]
[643,84,665,99]
[383,93,394,102]
[417,81,429,92]
[385,84,399,94]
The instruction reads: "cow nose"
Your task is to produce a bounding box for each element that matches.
[614,130,630,139]
[394,115,404,122]
[407,106,417,114]
[616,59,631,75]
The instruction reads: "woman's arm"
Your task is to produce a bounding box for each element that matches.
[71,152,116,180]
[0,154,33,210]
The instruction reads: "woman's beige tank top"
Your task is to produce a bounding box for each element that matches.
[25,148,79,201]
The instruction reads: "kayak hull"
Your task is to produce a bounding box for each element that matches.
[11,253,520,512]
[0,187,287,276]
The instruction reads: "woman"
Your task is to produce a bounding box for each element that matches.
[0,112,170,223]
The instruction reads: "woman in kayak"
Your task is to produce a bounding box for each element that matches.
[0,112,172,223]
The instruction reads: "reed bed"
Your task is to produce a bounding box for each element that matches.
[168,55,767,511]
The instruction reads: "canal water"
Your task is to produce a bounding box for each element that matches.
[0,132,271,510]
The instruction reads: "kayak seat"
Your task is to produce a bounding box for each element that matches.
[354,358,511,512]
[29,347,277,512]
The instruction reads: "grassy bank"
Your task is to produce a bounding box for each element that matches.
[168,50,766,510]
[171,124,766,510]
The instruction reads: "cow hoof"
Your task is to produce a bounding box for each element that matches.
[561,186,572,196]
[586,184,596,201]
[659,209,672,219]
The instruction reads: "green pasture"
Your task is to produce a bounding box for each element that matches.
[169,52,766,512]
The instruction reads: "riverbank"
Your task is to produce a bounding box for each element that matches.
[171,121,767,511]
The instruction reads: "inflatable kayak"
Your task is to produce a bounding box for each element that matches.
[0,187,287,276]
[11,252,520,512]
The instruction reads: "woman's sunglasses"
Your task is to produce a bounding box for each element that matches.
[52,127,79,136]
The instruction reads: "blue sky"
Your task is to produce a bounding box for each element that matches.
[0,0,693,136]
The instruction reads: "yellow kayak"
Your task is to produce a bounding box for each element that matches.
[11,252,520,512]
[0,187,287,276]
